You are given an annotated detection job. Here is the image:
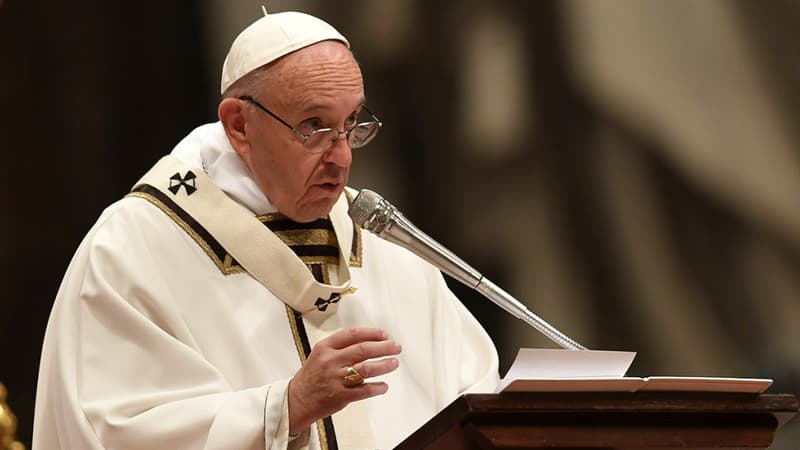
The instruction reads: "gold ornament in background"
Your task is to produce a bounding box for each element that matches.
[0,383,25,450]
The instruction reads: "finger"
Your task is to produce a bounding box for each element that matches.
[344,381,390,400]
[352,357,400,379]
[340,340,402,366]
[324,326,389,350]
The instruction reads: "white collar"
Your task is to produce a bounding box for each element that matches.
[170,122,277,215]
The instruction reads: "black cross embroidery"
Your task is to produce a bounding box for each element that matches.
[314,292,342,312]
[168,171,197,196]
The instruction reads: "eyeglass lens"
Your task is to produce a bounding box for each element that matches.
[304,122,380,153]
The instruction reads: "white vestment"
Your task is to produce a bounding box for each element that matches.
[33,122,499,450]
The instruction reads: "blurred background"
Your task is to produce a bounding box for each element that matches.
[2,0,800,447]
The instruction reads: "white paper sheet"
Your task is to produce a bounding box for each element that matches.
[496,348,772,394]
[496,348,636,392]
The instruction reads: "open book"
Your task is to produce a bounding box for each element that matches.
[496,348,772,394]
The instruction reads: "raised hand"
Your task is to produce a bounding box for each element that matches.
[287,326,402,434]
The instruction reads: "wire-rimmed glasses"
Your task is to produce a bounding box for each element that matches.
[239,95,382,154]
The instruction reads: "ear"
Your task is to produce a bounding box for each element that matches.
[218,98,252,157]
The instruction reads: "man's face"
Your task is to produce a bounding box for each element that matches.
[243,41,364,222]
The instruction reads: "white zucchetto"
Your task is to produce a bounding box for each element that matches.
[220,11,350,94]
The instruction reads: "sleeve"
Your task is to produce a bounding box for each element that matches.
[428,265,500,405]
[34,203,302,450]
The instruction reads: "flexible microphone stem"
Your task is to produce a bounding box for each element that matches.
[475,278,587,351]
[349,189,587,351]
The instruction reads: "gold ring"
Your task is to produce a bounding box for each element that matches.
[343,366,364,387]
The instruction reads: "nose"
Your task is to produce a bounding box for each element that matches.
[321,132,352,168]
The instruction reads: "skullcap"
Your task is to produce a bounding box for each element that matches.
[220,11,350,94]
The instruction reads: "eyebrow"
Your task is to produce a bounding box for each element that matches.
[300,97,368,115]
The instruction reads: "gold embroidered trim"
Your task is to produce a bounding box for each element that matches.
[285,305,307,363]
[285,305,330,450]
[322,264,331,285]
[259,195,363,268]
[350,223,363,268]
[126,191,244,275]
[222,254,238,273]
[307,263,331,285]
[316,420,330,449]
[299,255,339,266]
[262,217,340,267]
[345,190,363,268]
[274,229,338,247]
[256,211,288,222]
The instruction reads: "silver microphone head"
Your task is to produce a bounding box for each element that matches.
[348,189,383,225]
[348,189,397,234]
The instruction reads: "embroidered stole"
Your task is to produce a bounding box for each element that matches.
[127,156,375,450]
[263,214,345,450]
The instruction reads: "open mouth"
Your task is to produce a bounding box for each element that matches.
[317,182,341,192]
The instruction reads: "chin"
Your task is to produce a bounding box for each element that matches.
[295,200,338,223]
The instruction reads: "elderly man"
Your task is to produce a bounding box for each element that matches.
[33,11,499,450]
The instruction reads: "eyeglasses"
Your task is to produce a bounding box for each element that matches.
[239,95,382,154]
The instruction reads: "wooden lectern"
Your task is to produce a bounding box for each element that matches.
[394,392,799,449]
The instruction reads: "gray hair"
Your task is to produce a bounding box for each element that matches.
[221,63,274,100]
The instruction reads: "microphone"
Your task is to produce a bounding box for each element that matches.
[348,189,587,351]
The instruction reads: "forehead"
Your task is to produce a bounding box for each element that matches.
[266,41,364,112]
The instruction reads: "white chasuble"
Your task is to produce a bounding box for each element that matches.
[33,124,499,450]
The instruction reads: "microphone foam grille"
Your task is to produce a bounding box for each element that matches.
[348,189,383,226]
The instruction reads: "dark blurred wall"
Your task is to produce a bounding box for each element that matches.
[0,0,214,444]
[2,0,800,448]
